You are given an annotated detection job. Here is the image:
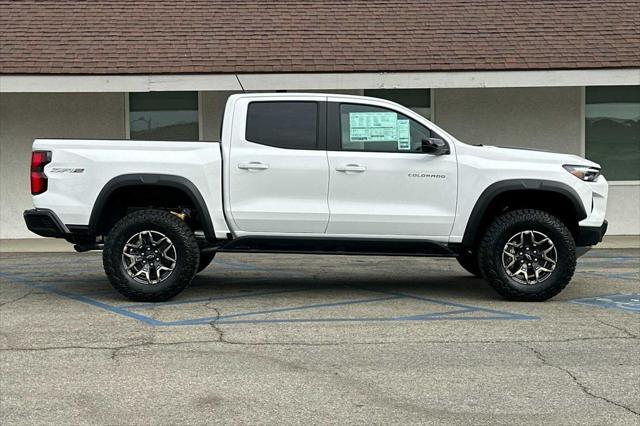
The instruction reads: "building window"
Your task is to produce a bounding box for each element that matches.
[364,89,431,119]
[585,86,640,181]
[129,92,199,141]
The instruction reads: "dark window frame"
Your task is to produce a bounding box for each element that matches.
[327,102,446,154]
[244,101,327,151]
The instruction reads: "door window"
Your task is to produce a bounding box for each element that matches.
[246,101,318,150]
[339,103,440,153]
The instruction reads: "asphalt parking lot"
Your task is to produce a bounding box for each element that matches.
[1,249,638,425]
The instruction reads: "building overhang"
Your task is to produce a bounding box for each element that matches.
[1,69,639,93]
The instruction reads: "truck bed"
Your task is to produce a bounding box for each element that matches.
[31,139,229,238]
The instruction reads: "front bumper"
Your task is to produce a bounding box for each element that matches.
[23,208,69,238]
[576,220,608,247]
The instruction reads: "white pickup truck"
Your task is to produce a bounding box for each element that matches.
[24,93,608,302]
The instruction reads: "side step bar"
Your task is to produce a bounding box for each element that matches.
[204,236,459,257]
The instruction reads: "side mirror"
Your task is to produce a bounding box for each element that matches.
[421,138,450,155]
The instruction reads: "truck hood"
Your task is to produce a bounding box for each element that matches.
[461,143,601,169]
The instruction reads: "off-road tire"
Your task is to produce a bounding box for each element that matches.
[197,251,216,273]
[478,209,576,301]
[456,253,482,277]
[103,209,200,302]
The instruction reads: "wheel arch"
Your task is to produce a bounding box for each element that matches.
[88,174,216,241]
[462,179,587,249]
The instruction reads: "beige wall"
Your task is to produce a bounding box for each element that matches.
[200,91,239,141]
[0,93,126,238]
[606,184,640,235]
[434,87,582,154]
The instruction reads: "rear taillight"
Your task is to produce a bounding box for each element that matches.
[31,151,51,195]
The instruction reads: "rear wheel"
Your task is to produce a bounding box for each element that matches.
[103,209,199,302]
[478,209,576,301]
[456,252,481,277]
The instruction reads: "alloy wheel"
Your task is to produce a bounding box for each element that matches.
[121,230,177,285]
[502,230,557,285]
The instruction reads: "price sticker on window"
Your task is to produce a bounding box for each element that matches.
[349,112,398,142]
[397,119,410,150]
[348,112,413,150]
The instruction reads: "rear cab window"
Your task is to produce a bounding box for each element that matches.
[245,101,319,150]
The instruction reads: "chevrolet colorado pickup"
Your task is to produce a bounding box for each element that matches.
[24,93,608,302]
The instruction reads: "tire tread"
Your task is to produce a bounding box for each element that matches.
[478,209,576,301]
[103,209,199,302]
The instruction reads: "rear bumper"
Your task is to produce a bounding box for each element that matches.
[23,208,69,238]
[576,220,608,247]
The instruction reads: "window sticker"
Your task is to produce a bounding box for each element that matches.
[397,119,410,150]
[349,112,398,142]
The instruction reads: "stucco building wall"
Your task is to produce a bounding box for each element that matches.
[0,93,126,238]
[434,87,582,154]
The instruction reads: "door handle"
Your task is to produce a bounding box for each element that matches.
[238,162,269,170]
[335,164,366,173]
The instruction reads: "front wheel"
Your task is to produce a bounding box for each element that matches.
[103,209,200,302]
[478,209,576,301]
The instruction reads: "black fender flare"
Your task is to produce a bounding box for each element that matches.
[461,179,587,248]
[88,174,216,241]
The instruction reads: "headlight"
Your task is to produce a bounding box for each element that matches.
[563,164,601,182]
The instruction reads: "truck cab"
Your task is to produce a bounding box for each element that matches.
[223,94,458,239]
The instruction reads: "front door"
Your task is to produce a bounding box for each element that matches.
[228,97,330,234]
[326,100,458,237]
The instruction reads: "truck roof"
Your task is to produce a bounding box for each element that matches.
[228,92,390,103]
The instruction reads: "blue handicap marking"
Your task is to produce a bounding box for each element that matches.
[0,261,538,326]
[570,293,640,313]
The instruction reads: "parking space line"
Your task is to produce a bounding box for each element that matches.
[569,293,640,313]
[351,286,537,320]
[396,308,478,320]
[120,287,333,310]
[1,261,539,325]
[78,289,119,296]
[218,295,403,320]
[44,285,165,325]
[171,315,529,325]
[160,295,404,326]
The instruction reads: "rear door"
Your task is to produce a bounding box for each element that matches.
[326,98,458,237]
[227,96,330,234]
